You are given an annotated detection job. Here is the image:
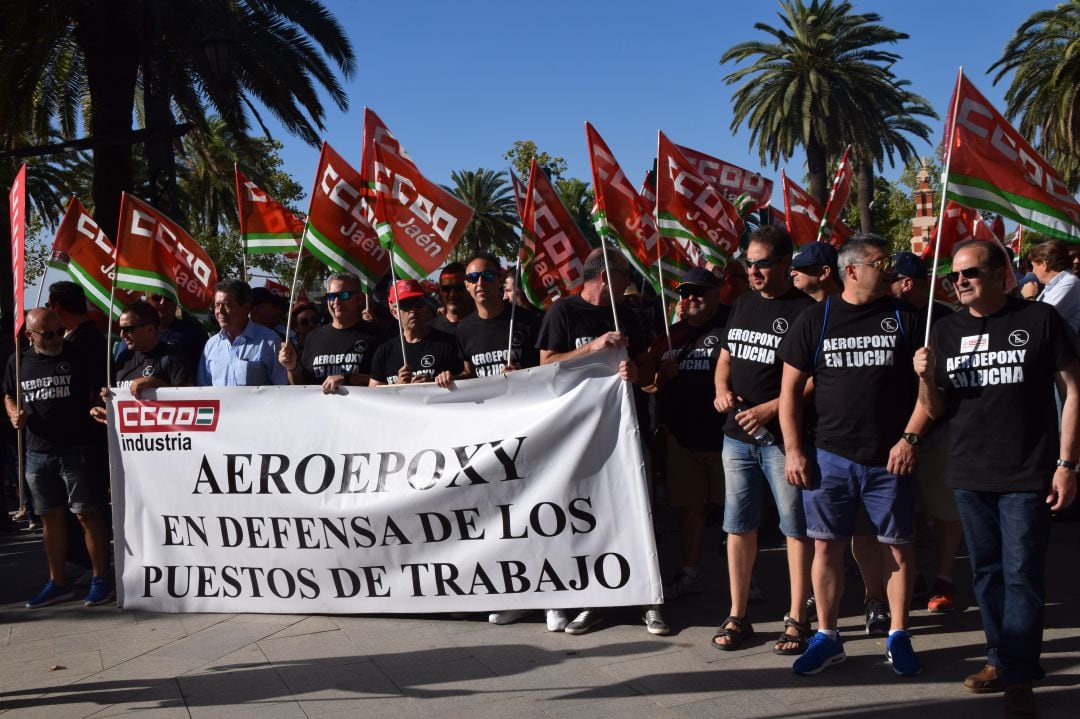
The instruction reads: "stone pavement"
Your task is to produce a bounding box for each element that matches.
[1,513,1078,719]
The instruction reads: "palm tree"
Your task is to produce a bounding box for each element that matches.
[445,169,519,260]
[721,0,910,205]
[0,0,354,239]
[852,87,936,232]
[990,1,1080,190]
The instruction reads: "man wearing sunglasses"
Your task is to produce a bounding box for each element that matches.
[369,280,464,387]
[429,262,475,336]
[4,308,112,608]
[93,300,192,406]
[710,226,814,655]
[914,240,1078,715]
[790,242,841,302]
[456,253,541,379]
[197,280,288,387]
[279,273,384,394]
[779,234,929,677]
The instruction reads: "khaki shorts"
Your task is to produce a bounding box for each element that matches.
[916,427,959,522]
[665,432,724,508]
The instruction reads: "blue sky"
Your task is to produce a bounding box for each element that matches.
[264,0,1052,207]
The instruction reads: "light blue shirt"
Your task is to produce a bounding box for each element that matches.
[197,320,288,386]
[1037,270,1080,334]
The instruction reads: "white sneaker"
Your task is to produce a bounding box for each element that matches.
[642,605,670,635]
[546,609,569,632]
[488,609,529,625]
[564,609,603,635]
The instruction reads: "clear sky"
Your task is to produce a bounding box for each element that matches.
[263,0,1053,207]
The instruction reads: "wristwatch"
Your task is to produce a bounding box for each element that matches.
[901,432,920,446]
[1055,458,1077,472]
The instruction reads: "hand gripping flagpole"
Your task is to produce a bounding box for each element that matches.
[924,67,964,348]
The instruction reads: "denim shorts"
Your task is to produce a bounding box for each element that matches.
[803,448,915,544]
[25,446,101,514]
[722,435,806,538]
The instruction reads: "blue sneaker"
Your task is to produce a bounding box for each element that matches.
[886,630,922,676]
[26,580,74,608]
[84,576,115,607]
[793,631,846,675]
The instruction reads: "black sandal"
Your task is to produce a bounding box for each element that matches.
[711,615,754,651]
[773,614,811,656]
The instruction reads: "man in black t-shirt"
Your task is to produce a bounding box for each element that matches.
[779,235,930,677]
[711,226,814,655]
[279,272,384,393]
[536,247,660,637]
[49,281,108,392]
[369,280,464,387]
[456,253,541,379]
[915,240,1078,712]
[429,263,475,336]
[652,267,728,606]
[4,309,112,608]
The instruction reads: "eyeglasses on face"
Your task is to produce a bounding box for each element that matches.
[27,328,59,340]
[325,290,357,303]
[746,256,781,269]
[440,282,466,293]
[944,266,988,283]
[397,298,425,312]
[118,323,151,335]
[465,270,497,284]
[853,256,895,272]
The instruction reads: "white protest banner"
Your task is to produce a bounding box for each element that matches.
[108,355,662,613]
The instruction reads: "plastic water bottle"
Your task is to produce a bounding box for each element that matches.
[735,402,776,446]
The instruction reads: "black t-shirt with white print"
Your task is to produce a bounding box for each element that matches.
[535,295,647,356]
[370,329,464,385]
[114,342,192,389]
[4,343,98,452]
[722,289,815,444]
[931,297,1075,492]
[656,312,728,450]
[298,321,384,384]
[456,306,542,377]
[779,294,923,465]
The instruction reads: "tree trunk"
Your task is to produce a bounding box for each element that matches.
[857,157,874,233]
[805,139,828,207]
[73,1,141,237]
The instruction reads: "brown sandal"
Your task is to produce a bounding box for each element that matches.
[712,615,754,651]
[773,614,811,655]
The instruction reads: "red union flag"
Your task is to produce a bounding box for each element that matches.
[9,163,25,339]
[360,107,415,200]
[657,132,743,268]
[586,122,662,292]
[518,159,591,308]
[818,145,853,243]
[303,142,386,288]
[370,142,474,280]
[640,167,701,303]
[783,171,852,248]
[235,166,305,255]
[114,193,218,312]
[943,70,1080,242]
[673,144,772,210]
[49,196,138,319]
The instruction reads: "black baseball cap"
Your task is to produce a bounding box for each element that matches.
[677,267,722,291]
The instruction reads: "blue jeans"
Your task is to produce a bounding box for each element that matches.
[722,436,805,537]
[954,489,1050,684]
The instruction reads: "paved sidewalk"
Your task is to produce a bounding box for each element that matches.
[2,515,1078,718]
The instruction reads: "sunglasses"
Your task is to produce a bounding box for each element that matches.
[397,297,426,312]
[678,286,711,299]
[27,329,59,340]
[325,290,356,302]
[944,266,987,283]
[119,323,151,334]
[440,282,466,293]
[465,270,497,284]
[746,256,782,269]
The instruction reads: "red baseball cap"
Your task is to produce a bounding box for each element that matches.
[389,279,426,303]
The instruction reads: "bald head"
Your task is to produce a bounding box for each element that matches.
[25,308,63,356]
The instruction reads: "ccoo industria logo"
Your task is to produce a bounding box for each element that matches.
[117,400,220,434]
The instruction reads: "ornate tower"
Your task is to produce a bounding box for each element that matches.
[910,158,936,255]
